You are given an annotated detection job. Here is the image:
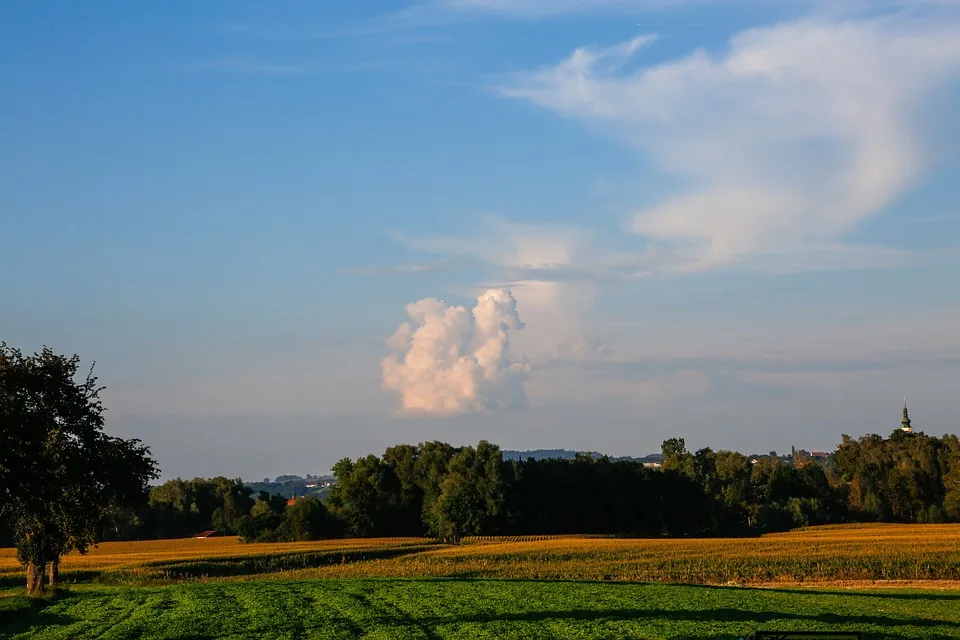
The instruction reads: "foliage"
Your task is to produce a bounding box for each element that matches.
[230,430,960,544]
[144,477,254,539]
[0,344,158,594]
[833,431,960,523]
[427,441,506,542]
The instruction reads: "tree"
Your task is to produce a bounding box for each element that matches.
[382,443,426,535]
[661,438,689,471]
[426,441,506,542]
[277,496,338,541]
[325,455,401,536]
[0,344,158,594]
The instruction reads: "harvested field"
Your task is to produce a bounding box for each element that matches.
[2,523,959,587]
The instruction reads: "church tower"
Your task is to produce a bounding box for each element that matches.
[900,399,913,433]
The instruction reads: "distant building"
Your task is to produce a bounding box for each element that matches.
[900,399,913,433]
[305,483,318,488]
[642,462,661,469]
[193,530,217,539]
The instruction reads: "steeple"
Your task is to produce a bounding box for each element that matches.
[900,398,913,433]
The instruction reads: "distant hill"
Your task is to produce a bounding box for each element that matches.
[503,449,662,463]
[250,450,667,499]
[243,474,336,500]
[502,449,602,461]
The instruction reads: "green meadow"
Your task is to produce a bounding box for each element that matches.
[3,579,960,640]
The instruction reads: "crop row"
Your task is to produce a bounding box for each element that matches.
[2,523,958,586]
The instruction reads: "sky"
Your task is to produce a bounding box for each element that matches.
[3,0,960,482]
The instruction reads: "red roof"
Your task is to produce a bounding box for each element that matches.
[193,530,217,538]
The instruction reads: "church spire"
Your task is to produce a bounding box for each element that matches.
[900,398,913,433]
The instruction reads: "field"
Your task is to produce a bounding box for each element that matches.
[3,523,960,586]
[3,524,960,639]
[3,579,960,639]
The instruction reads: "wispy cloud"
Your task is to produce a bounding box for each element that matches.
[497,16,960,271]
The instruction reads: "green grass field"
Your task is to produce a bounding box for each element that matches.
[2,579,960,640]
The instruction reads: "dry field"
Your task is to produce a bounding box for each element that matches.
[3,523,959,587]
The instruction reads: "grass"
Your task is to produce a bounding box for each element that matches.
[2,579,960,639]
[3,523,958,587]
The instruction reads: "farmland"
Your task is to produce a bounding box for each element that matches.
[3,524,960,638]
[3,578,960,639]
[3,523,959,587]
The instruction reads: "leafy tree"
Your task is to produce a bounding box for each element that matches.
[277,496,338,541]
[427,441,505,542]
[661,438,688,471]
[146,477,252,538]
[381,443,427,535]
[942,436,960,520]
[326,455,402,536]
[234,491,287,543]
[414,441,456,528]
[0,344,158,594]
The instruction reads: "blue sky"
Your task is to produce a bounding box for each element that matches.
[3,0,960,480]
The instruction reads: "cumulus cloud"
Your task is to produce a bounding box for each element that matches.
[393,218,605,362]
[381,288,532,415]
[499,16,960,271]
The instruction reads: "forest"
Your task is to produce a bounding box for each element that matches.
[5,429,955,546]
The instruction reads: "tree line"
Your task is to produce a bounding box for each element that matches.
[50,430,960,546]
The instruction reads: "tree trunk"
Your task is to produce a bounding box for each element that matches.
[47,557,60,589]
[26,561,46,596]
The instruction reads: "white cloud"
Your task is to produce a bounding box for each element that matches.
[499,16,960,271]
[381,288,532,414]
[392,216,591,269]
[393,218,604,362]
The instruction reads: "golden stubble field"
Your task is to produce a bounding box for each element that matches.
[3,523,959,587]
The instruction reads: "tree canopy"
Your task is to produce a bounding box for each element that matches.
[0,344,158,594]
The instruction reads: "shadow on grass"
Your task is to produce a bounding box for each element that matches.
[415,607,960,630]
[0,571,100,589]
[96,545,436,585]
[0,590,74,632]
[0,611,75,637]
[762,586,960,601]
